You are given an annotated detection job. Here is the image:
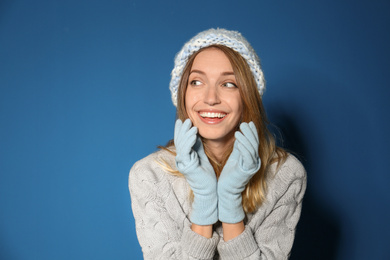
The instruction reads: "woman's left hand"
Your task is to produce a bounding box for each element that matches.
[217,122,261,223]
[174,119,218,226]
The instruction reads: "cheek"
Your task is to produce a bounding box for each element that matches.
[185,90,200,110]
[237,101,243,117]
[184,95,191,114]
[184,91,197,122]
[226,94,243,115]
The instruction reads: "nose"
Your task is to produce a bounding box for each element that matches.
[203,86,221,106]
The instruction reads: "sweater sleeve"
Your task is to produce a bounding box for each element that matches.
[129,152,219,260]
[217,155,307,260]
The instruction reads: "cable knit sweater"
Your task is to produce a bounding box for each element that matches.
[129,149,306,259]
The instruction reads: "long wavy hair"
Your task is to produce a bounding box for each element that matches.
[161,45,287,213]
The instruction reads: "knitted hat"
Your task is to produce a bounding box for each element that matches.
[169,28,265,107]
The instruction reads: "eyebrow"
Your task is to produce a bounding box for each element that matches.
[189,69,235,76]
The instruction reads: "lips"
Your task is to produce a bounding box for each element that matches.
[197,110,227,124]
[199,112,226,119]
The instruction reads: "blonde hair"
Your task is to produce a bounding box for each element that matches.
[160,45,287,213]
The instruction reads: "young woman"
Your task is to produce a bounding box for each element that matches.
[129,28,306,259]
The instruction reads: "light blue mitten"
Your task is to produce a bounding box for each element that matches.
[174,119,218,225]
[218,122,261,223]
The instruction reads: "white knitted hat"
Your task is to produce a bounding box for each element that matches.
[169,28,265,107]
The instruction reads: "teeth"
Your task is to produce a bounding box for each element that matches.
[199,112,226,118]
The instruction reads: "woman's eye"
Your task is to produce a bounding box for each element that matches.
[190,80,202,86]
[222,82,237,88]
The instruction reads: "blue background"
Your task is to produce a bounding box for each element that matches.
[1,0,389,259]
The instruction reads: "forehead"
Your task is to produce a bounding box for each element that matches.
[191,47,233,71]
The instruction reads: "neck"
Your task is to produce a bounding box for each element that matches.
[203,137,235,163]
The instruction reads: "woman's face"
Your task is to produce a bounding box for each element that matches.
[185,47,243,145]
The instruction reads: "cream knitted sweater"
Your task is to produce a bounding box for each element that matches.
[129,149,306,259]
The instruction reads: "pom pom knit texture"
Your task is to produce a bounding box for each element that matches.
[169,28,265,107]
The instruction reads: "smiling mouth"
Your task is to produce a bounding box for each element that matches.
[199,112,227,119]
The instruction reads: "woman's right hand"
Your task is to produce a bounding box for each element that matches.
[174,119,218,226]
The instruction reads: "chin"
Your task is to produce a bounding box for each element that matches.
[198,128,235,143]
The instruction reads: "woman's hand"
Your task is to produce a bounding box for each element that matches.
[174,119,218,226]
[218,122,261,224]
